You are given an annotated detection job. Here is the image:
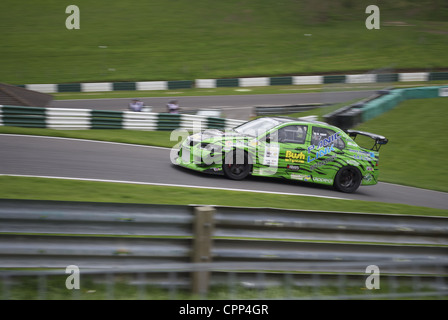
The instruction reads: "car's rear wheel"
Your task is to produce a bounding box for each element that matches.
[334,166,362,193]
[222,150,252,180]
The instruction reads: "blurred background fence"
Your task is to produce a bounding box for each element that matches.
[1,199,447,299]
[0,105,244,131]
[12,71,448,93]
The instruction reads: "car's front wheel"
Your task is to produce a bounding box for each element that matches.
[334,166,362,193]
[222,150,252,180]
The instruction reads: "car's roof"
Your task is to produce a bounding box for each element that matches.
[268,116,334,128]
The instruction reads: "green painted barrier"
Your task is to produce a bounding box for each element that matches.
[1,105,46,115]
[113,82,136,91]
[270,76,293,86]
[206,117,226,130]
[376,73,399,83]
[12,71,448,94]
[429,72,448,81]
[58,83,82,92]
[157,113,182,131]
[323,75,346,84]
[167,80,193,90]
[326,85,448,128]
[216,78,239,87]
[90,110,123,129]
[401,86,440,99]
[1,105,46,128]
[0,105,244,130]
[361,86,447,122]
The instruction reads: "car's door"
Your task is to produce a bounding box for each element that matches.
[307,125,345,183]
[266,124,310,179]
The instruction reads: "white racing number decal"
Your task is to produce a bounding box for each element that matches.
[262,145,279,166]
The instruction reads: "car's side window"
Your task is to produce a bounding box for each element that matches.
[311,126,345,150]
[275,125,308,144]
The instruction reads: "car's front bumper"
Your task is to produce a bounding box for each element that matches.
[174,147,224,175]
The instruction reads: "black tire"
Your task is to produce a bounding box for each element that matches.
[334,166,362,193]
[222,150,252,180]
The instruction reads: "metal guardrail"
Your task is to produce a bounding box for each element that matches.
[2,234,447,269]
[213,206,448,245]
[2,199,447,245]
[0,199,447,297]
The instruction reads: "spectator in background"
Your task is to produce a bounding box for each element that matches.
[166,100,180,114]
[129,99,144,112]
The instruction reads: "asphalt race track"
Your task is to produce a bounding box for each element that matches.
[1,134,447,210]
[51,90,378,120]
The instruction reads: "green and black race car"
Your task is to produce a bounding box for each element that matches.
[174,117,388,193]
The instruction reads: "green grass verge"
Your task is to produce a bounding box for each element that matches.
[1,0,447,84]
[0,176,446,217]
[2,274,442,300]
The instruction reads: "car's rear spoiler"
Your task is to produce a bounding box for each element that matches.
[344,129,388,151]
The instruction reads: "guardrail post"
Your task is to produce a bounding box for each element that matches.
[191,206,215,296]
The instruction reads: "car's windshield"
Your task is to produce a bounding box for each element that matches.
[233,118,281,137]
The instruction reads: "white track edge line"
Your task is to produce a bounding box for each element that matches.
[0,174,351,201]
[378,182,448,195]
[3,135,443,195]
[0,134,171,150]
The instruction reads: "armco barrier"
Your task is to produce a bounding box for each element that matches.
[15,71,448,93]
[324,85,448,129]
[0,105,245,131]
[0,199,447,295]
[0,200,448,267]
[361,85,447,122]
